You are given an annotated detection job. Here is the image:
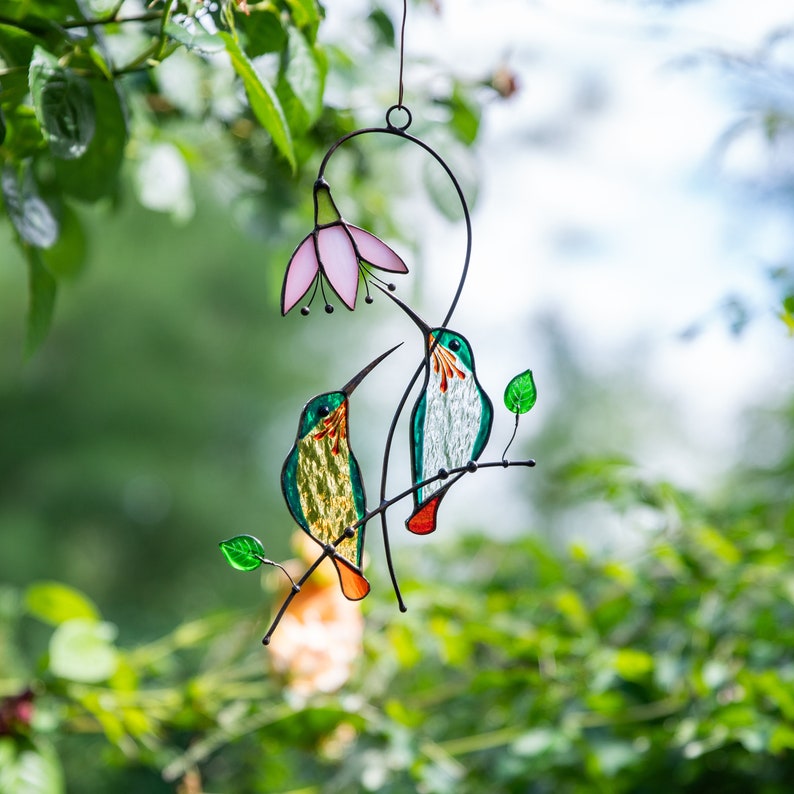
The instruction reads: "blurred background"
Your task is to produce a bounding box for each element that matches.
[1,0,793,791]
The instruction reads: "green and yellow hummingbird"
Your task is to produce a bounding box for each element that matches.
[378,288,494,535]
[281,344,401,600]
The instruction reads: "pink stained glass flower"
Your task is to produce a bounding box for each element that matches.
[281,179,408,316]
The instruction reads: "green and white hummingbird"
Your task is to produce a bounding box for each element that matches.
[281,344,400,600]
[379,289,494,534]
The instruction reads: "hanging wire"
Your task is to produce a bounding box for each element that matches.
[397,0,407,108]
[300,0,480,611]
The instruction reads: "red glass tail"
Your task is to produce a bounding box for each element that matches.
[406,493,444,535]
[333,557,371,600]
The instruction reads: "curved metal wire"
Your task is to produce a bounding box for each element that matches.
[317,110,472,327]
[315,108,474,609]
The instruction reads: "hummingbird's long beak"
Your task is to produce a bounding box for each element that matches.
[373,284,431,336]
[341,342,403,396]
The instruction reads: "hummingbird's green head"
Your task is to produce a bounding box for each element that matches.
[295,343,401,440]
[431,328,475,372]
[298,391,346,438]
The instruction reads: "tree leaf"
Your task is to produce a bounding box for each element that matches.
[614,648,654,681]
[133,142,194,221]
[220,31,296,171]
[29,45,96,159]
[0,737,65,794]
[284,0,321,35]
[219,534,266,572]
[39,202,86,279]
[504,369,537,414]
[0,22,42,73]
[49,618,119,683]
[781,294,794,335]
[54,79,127,202]
[1,162,58,248]
[163,20,225,54]
[25,247,57,356]
[0,0,82,24]
[25,580,100,625]
[443,85,481,146]
[284,24,323,124]
[237,7,286,57]
[1,105,46,159]
[368,8,395,47]
[422,137,478,222]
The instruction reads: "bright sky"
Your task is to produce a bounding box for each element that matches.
[323,0,794,544]
[414,0,793,457]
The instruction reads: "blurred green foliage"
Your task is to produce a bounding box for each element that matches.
[0,0,488,352]
[1,451,793,792]
[1,1,793,793]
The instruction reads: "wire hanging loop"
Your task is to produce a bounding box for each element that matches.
[316,125,471,327]
[385,103,413,132]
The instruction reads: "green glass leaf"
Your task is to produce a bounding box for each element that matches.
[25,580,100,626]
[504,369,537,414]
[220,32,296,171]
[54,80,127,202]
[25,248,57,356]
[49,618,119,682]
[29,46,95,160]
[219,534,266,572]
[2,163,58,248]
[314,180,341,226]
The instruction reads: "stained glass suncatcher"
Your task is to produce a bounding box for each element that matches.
[220,2,540,646]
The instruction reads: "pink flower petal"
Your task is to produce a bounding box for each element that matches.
[317,225,359,310]
[349,225,408,273]
[282,235,319,315]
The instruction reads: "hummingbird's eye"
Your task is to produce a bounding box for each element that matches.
[449,339,461,352]
[318,405,331,417]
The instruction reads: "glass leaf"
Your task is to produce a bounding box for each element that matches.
[504,369,537,414]
[219,534,265,572]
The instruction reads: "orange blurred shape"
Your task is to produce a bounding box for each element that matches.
[267,533,364,697]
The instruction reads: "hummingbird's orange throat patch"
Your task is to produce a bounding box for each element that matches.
[429,335,466,393]
[313,403,348,455]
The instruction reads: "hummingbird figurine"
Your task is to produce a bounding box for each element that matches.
[280,343,401,600]
[377,287,494,535]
